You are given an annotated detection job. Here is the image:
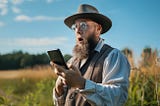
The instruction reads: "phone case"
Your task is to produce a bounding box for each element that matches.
[47,49,68,69]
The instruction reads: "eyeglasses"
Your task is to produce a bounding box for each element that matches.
[71,22,88,32]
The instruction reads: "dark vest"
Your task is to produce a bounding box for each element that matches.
[65,44,113,106]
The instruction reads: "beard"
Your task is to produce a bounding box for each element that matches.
[72,32,98,60]
[72,37,89,60]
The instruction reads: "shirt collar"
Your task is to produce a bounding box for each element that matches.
[94,38,104,53]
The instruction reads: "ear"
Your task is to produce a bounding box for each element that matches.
[96,24,102,36]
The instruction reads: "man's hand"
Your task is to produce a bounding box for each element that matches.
[50,62,86,89]
[50,62,66,97]
[55,76,66,97]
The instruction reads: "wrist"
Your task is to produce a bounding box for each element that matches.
[79,78,86,89]
[55,87,64,97]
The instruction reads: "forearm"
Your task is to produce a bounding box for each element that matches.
[79,80,128,106]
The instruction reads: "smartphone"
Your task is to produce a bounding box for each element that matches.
[47,49,68,69]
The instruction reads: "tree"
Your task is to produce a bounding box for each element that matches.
[0,51,50,70]
[63,54,72,62]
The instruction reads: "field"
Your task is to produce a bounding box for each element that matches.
[126,65,160,106]
[0,65,160,106]
[0,66,57,106]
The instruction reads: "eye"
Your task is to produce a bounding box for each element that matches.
[71,24,76,31]
[80,22,87,31]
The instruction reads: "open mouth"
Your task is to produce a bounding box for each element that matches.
[78,38,83,42]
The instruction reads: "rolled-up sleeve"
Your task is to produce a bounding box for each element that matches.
[79,49,130,106]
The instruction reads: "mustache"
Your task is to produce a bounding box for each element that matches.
[73,37,89,60]
[72,32,98,60]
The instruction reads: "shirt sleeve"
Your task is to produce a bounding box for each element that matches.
[79,49,130,106]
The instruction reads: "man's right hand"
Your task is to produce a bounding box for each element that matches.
[50,61,66,97]
[55,76,66,97]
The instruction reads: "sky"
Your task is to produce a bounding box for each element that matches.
[0,0,160,62]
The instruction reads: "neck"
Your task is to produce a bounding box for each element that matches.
[89,38,100,52]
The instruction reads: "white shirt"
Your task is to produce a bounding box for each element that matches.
[53,38,130,106]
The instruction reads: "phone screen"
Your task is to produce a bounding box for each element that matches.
[47,49,68,69]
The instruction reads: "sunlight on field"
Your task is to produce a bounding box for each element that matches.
[0,66,57,79]
[0,66,56,106]
[0,65,160,105]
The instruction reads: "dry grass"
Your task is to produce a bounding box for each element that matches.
[127,64,160,106]
[0,66,56,106]
[0,66,57,79]
[0,64,159,105]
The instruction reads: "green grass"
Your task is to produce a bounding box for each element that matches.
[124,66,160,106]
[0,65,159,106]
[0,77,55,106]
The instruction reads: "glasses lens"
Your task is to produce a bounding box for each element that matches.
[71,22,88,31]
[71,24,76,31]
[80,22,87,31]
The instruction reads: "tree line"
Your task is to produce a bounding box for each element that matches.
[0,51,48,70]
[0,47,159,70]
[0,51,72,70]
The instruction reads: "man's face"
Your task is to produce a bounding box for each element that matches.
[72,19,101,45]
[72,19,101,59]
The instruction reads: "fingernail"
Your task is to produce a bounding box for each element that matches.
[50,61,53,65]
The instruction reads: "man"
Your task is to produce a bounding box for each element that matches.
[51,4,130,106]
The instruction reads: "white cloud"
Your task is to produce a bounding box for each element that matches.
[0,0,62,16]
[0,0,8,4]
[0,7,7,15]
[46,0,54,3]
[0,21,5,27]
[11,0,23,5]
[46,0,62,3]
[15,37,68,46]
[0,0,8,16]
[14,15,64,22]
[0,0,23,16]
[14,15,31,22]
[12,6,21,14]
[0,37,68,47]
[33,16,64,21]
[0,36,72,54]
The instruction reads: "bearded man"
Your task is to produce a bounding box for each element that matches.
[51,4,130,106]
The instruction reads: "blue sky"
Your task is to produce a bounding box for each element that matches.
[0,0,160,62]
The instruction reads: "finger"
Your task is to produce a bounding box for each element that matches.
[54,68,62,76]
[59,76,65,81]
[50,61,55,69]
[54,64,67,78]
[54,64,66,73]
[67,63,72,68]
[59,76,67,85]
[50,61,54,66]
[70,65,81,75]
[62,80,67,85]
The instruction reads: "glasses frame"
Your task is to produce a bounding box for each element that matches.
[71,22,88,32]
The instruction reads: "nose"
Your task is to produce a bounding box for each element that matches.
[75,26,83,35]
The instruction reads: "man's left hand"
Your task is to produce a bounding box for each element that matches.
[51,62,86,89]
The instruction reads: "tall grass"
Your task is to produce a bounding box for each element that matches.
[0,64,160,106]
[0,66,57,106]
[125,65,160,106]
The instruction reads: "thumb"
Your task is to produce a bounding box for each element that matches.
[70,65,81,75]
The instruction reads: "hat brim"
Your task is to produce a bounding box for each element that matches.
[64,13,112,34]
